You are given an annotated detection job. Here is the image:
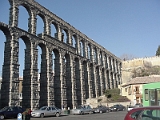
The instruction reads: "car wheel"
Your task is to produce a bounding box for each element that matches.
[40,113,44,118]
[89,111,93,114]
[56,113,60,117]
[106,110,109,113]
[0,115,4,119]
[80,111,83,115]
[100,111,103,113]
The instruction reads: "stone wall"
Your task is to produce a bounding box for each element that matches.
[122,56,160,83]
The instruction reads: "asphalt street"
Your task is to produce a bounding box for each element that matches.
[11,111,127,120]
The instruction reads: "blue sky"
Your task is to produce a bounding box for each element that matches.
[0,0,160,76]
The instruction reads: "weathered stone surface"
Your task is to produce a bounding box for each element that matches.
[0,0,121,110]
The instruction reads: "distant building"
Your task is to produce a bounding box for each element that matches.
[143,82,160,106]
[120,75,160,106]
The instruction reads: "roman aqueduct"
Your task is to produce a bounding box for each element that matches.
[0,0,122,109]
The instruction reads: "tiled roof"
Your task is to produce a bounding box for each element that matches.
[121,75,160,87]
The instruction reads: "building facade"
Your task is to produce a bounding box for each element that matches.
[0,0,121,109]
[143,82,160,106]
[120,75,160,106]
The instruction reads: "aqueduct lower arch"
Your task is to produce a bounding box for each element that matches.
[0,0,122,110]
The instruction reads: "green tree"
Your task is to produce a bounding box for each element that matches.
[156,45,160,56]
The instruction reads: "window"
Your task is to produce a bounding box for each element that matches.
[145,89,149,101]
[141,110,160,119]
[125,88,127,92]
[128,86,131,95]
[131,110,142,119]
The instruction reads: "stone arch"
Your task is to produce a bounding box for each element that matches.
[104,54,108,69]
[89,63,96,97]
[110,72,113,89]
[99,50,103,66]
[101,68,106,92]
[36,13,46,35]
[17,3,31,31]
[96,66,101,96]
[19,35,32,108]
[0,0,122,110]
[62,28,68,44]
[87,43,91,60]
[50,21,58,38]
[108,56,111,69]
[71,34,77,48]
[106,70,110,89]
[82,60,89,99]
[0,26,12,108]
[52,48,61,108]
[0,0,9,24]
[64,53,72,108]
[93,47,98,63]
[37,42,48,107]
[80,39,85,57]
[74,57,81,106]
[0,26,11,39]
[0,30,5,77]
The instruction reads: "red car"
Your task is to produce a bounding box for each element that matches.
[124,106,160,120]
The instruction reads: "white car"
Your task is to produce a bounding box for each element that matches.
[127,106,134,111]
[71,105,94,115]
[31,106,61,118]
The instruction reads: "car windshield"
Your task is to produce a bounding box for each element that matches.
[40,106,47,110]
[77,105,83,109]
[0,106,10,112]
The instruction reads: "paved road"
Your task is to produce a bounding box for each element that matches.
[11,111,127,120]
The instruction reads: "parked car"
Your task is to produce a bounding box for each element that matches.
[71,105,94,115]
[124,106,160,120]
[127,105,135,112]
[0,106,25,119]
[31,106,61,118]
[110,104,126,112]
[127,103,143,112]
[94,105,110,113]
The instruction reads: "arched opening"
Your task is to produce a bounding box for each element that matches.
[62,29,67,43]
[111,72,114,89]
[99,51,103,66]
[18,38,26,107]
[0,26,12,108]
[75,58,81,106]
[106,70,110,89]
[96,66,101,96]
[64,54,72,108]
[52,49,61,108]
[19,39,26,77]
[18,5,29,31]
[51,23,57,38]
[112,59,115,71]
[94,47,97,63]
[72,35,76,48]
[20,36,32,108]
[109,57,112,70]
[38,43,48,107]
[83,61,89,99]
[102,68,106,92]
[36,14,44,36]
[0,0,9,24]
[80,40,84,57]
[90,63,96,98]
[0,30,5,87]
[104,55,108,69]
[87,44,91,60]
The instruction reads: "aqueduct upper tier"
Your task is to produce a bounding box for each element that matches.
[0,0,122,109]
